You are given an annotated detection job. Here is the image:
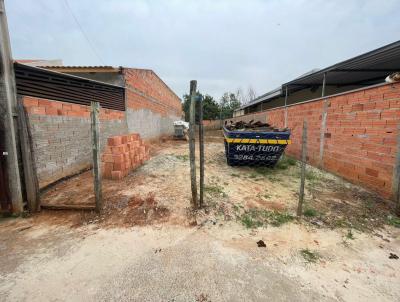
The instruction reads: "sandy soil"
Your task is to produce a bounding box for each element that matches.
[1,132,399,301]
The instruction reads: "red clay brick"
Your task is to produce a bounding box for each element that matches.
[365,168,379,177]
[23,97,38,107]
[27,106,46,115]
[102,131,151,180]
[103,169,112,178]
[351,104,363,111]
[111,146,124,154]
[62,104,72,110]
[38,99,53,107]
[358,173,385,188]
[66,111,81,117]
[108,136,122,146]
[45,107,58,116]
[111,171,123,180]
[361,143,391,154]
[375,100,390,110]
[383,137,397,146]
[363,102,376,110]
[113,154,124,163]
[381,110,400,119]
[131,133,140,141]
[371,120,386,128]
[113,162,125,171]
[389,100,400,108]
[102,154,114,163]
[50,101,63,109]
[103,163,113,176]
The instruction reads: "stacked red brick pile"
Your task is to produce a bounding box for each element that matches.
[102,133,150,180]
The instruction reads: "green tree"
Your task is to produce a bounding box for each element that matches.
[182,92,220,122]
[202,94,220,120]
[219,92,241,119]
[181,90,243,122]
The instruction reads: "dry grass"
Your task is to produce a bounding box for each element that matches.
[35,133,397,233]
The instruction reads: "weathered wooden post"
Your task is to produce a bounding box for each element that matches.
[189,80,198,208]
[0,0,24,213]
[198,94,204,208]
[17,99,40,212]
[91,101,102,212]
[284,85,288,128]
[297,120,307,217]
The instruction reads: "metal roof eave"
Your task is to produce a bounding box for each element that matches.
[42,65,120,73]
[282,40,400,87]
[15,62,125,90]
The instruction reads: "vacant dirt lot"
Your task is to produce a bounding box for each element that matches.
[1,131,400,302]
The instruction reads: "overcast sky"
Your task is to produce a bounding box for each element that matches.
[6,0,400,100]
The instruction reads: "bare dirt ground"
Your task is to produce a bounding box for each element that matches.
[1,131,400,302]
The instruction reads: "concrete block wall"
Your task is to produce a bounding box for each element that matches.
[19,69,182,188]
[124,68,182,139]
[22,96,128,188]
[226,82,400,199]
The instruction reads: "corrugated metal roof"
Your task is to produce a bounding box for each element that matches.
[283,40,400,87]
[41,66,160,75]
[42,65,115,69]
[239,40,400,111]
[42,65,120,73]
[14,59,63,67]
[14,63,125,111]
[15,63,124,89]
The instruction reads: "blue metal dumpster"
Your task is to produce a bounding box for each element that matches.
[223,127,291,167]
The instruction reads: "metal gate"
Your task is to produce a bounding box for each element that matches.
[0,127,11,213]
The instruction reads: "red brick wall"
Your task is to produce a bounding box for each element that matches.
[23,96,125,120]
[124,68,182,117]
[231,82,400,199]
[322,83,399,197]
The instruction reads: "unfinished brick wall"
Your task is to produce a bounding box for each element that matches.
[124,68,182,138]
[102,133,150,180]
[124,69,181,116]
[22,96,128,188]
[322,84,399,198]
[227,82,400,199]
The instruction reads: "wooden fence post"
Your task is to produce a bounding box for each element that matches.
[189,80,198,208]
[0,0,24,213]
[91,101,102,212]
[17,99,40,212]
[199,95,204,208]
[319,99,329,167]
[297,120,307,217]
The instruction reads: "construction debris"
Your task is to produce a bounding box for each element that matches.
[224,119,288,132]
[389,253,399,259]
[385,72,400,83]
[257,240,267,247]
